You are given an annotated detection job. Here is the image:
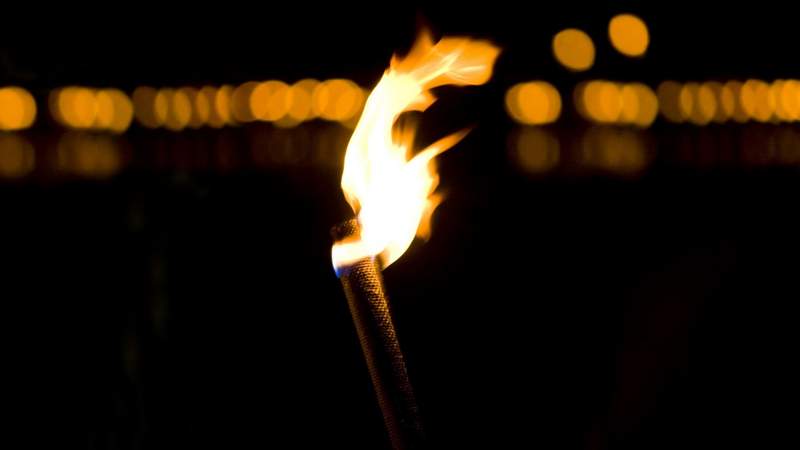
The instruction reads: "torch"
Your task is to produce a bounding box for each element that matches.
[331,31,500,449]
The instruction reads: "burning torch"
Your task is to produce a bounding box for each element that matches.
[331,31,500,449]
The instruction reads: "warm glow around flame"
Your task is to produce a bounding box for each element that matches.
[332,31,500,270]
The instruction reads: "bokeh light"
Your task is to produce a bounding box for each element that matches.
[505,81,561,125]
[200,86,223,128]
[657,81,684,123]
[231,81,259,123]
[513,127,560,174]
[552,29,595,72]
[0,87,37,131]
[313,79,364,122]
[576,81,657,127]
[779,80,799,121]
[132,87,163,129]
[608,14,649,57]
[725,81,749,123]
[165,89,193,131]
[0,133,35,177]
[251,80,290,122]
[283,79,319,126]
[214,85,234,126]
[56,132,122,178]
[581,127,650,175]
[580,81,622,123]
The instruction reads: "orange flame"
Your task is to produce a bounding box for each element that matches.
[332,31,500,270]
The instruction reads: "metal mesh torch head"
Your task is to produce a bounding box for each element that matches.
[332,220,424,449]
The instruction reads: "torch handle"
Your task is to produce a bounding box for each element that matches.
[339,258,424,450]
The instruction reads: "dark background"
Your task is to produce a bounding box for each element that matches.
[2,2,799,449]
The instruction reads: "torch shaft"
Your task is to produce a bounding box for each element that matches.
[339,258,424,449]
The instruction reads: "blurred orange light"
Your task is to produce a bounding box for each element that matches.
[59,87,97,129]
[0,133,35,177]
[552,29,595,71]
[507,81,561,125]
[313,79,364,122]
[630,83,659,127]
[214,85,234,126]
[741,79,773,122]
[707,81,734,123]
[283,79,319,125]
[657,81,683,123]
[132,87,162,128]
[92,89,133,133]
[770,80,792,122]
[0,87,37,131]
[581,81,622,123]
[514,127,560,173]
[251,80,290,122]
[780,80,800,121]
[164,88,192,131]
[57,132,121,178]
[619,84,640,123]
[725,81,749,123]
[200,86,223,128]
[608,14,649,57]
[231,81,259,123]
[678,82,719,125]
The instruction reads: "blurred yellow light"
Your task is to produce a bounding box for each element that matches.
[581,127,649,175]
[214,85,234,126]
[231,81,259,123]
[200,86,223,128]
[132,87,162,128]
[59,87,97,129]
[608,14,649,57]
[770,80,792,122]
[508,81,561,125]
[164,88,192,131]
[657,81,683,123]
[618,83,659,127]
[780,80,800,121]
[678,82,717,125]
[57,132,121,177]
[108,90,134,133]
[582,81,622,123]
[708,81,734,123]
[552,29,595,71]
[0,133,35,177]
[251,80,289,122]
[504,84,525,123]
[284,79,319,124]
[0,87,37,131]
[725,81,749,123]
[631,83,658,127]
[686,83,716,125]
[619,84,640,123]
[94,90,115,129]
[741,80,773,122]
[697,84,718,124]
[514,127,560,173]
[92,89,132,132]
[179,88,206,128]
[314,79,364,122]
[678,82,696,123]
[153,89,171,127]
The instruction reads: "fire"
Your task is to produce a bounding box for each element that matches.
[332,31,500,270]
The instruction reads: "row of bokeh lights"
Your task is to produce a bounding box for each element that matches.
[0,79,367,132]
[506,79,800,126]
[6,77,800,132]
[3,13,800,131]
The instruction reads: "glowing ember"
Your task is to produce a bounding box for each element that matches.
[332,31,500,270]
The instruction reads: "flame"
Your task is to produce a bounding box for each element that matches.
[332,31,500,270]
